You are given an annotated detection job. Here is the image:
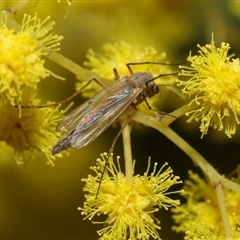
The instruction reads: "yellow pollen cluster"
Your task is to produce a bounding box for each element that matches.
[80,154,182,240]
[178,39,240,137]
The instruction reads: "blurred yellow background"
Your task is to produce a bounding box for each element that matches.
[1,1,240,239]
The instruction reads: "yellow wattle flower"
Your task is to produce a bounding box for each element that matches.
[178,36,240,138]
[0,96,69,166]
[172,170,240,239]
[0,13,63,106]
[79,153,182,240]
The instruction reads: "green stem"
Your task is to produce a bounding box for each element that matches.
[214,181,232,240]
[120,116,133,181]
[10,0,28,14]
[132,110,240,193]
[48,52,103,92]
[133,110,240,239]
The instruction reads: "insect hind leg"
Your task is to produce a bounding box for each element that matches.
[17,77,106,109]
[95,108,137,198]
[43,78,106,107]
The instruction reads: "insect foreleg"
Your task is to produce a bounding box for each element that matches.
[142,96,177,120]
[126,62,180,75]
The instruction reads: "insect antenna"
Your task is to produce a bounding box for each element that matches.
[148,71,179,82]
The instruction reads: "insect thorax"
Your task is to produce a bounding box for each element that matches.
[130,72,159,105]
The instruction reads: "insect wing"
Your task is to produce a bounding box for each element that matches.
[57,77,127,132]
[70,106,120,148]
[62,77,142,149]
[56,97,95,132]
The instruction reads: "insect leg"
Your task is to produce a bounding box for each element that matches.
[126,62,181,75]
[17,78,106,109]
[109,108,137,156]
[95,108,137,198]
[45,78,106,107]
[113,68,120,80]
[142,97,177,120]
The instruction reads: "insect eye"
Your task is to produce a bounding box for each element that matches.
[153,84,159,94]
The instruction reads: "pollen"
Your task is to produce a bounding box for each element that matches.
[178,37,240,137]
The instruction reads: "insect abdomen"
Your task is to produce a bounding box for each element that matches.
[52,132,73,155]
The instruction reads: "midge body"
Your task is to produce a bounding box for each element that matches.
[52,63,176,155]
